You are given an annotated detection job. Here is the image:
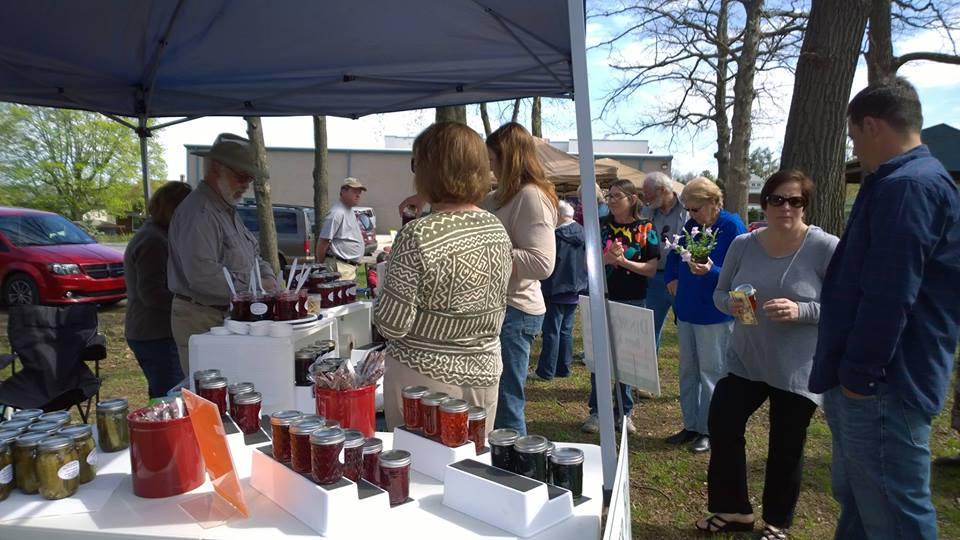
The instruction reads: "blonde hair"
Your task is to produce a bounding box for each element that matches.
[148,181,192,227]
[681,176,723,207]
[412,122,491,204]
[486,122,559,210]
[577,181,605,204]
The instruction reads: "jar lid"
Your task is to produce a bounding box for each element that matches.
[97,398,129,412]
[233,391,262,405]
[514,435,549,454]
[270,410,303,426]
[0,429,21,446]
[228,382,255,395]
[379,449,412,468]
[1,419,33,431]
[38,411,71,423]
[545,441,555,456]
[289,418,324,435]
[401,385,429,399]
[309,427,346,445]
[550,447,584,466]
[362,437,383,454]
[295,350,316,360]
[27,420,61,433]
[421,392,449,406]
[322,419,341,429]
[488,428,519,446]
[316,340,336,353]
[199,377,228,389]
[59,424,94,441]
[11,408,45,421]
[342,429,365,448]
[298,414,326,424]
[439,399,469,414]
[38,435,73,452]
[14,432,48,448]
[193,369,221,380]
[467,406,487,420]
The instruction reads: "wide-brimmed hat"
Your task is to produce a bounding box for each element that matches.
[342,177,367,191]
[191,133,268,179]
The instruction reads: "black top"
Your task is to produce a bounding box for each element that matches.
[601,218,660,302]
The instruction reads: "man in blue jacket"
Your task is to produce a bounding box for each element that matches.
[810,77,960,540]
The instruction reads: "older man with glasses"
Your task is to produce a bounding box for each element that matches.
[641,172,688,351]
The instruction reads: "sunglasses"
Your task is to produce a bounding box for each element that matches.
[766,195,807,208]
[684,206,702,213]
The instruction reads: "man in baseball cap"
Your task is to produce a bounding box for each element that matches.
[315,177,368,280]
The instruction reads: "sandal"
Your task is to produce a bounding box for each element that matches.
[694,514,754,534]
[760,524,788,539]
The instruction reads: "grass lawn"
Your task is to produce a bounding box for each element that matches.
[1,303,957,538]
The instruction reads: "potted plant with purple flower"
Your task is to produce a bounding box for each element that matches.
[663,226,718,265]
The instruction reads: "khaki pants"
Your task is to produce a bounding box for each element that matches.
[324,258,357,281]
[171,297,227,376]
[383,353,498,433]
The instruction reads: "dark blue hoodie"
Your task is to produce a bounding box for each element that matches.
[541,221,588,302]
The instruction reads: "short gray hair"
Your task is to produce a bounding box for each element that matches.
[558,200,575,218]
[644,171,672,192]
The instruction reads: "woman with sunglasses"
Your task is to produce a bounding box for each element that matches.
[694,170,838,538]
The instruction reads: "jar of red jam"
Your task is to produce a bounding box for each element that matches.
[420,392,448,439]
[309,427,345,485]
[297,289,310,317]
[227,382,255,417]
[232,392,262,434]
[401,385,429,430]
[439,399,469,448]
[230,292,253,321]
[192,369,221,392]
[467,406,487,453]
[270,410,303,462]
[319,284,336,309]
[378,449,412,507]
[275,290,299,321]
[344,281,357,304]
[289,418,324,473]
[361,437,383,485]
[341,429,365,482]
[198,377,228,416]
[249,293,274,321]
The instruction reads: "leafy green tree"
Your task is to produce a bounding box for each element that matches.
[0,104,166,220]
[748,146,779,180]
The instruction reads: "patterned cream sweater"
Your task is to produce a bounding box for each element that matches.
[375,210,512,386]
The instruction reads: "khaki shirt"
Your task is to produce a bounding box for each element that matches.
[167,182,276,307]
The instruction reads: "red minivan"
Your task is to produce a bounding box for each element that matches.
[0,207,126,305]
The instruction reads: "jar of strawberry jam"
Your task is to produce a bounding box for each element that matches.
[232,392,262,434]
[227,382,255,418]
[198,377,228,416]
[420,392,448,439]
[269,410,303,462]
[289,418,323,473]
[439,399,469,448]
[361,437,382,485]
[378,449,412,507]
[310,427,345,485]
[341,429,365,482]
[401,385,429,430]
[467,406,487,453]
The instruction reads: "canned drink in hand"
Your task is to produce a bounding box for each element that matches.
[731,284,759,325]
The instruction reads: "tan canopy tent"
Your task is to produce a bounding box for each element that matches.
[596,157,686,196]
[535,138,619,195]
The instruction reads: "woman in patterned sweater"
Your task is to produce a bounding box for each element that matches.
[375,123,513,432]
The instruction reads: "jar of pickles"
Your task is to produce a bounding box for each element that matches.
[38,410,72,429]
[513,435,549,482]
[341,429,365,482]
[227,382,255,417]
[11,409,44,422]
[232,392,263,434]
[36,435,80,500]
[26,420,61,435]
[59,424,97,484]
[198,377,229,416]
[467,407,487,453]
[420,392,448,438]
[550,447,584,498]
[13,432,48,494]
[192,369,221,391]
[309,427,345,485]
[96,398,130,452]
[361,437,383,485]
[0,419,33,433]
[378,449,412,507]
[488,428,519,472]
[439,399,469,448]
[269,410,303,462]
[401,385,429,430]
[0,433,15,502]
[289,418,324,473]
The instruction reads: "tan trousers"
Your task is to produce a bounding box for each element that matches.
[324,257,357,281]
[171,297,227,376]
[383,354,498,434]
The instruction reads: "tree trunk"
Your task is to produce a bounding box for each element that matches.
[435,106,467,124]
[511,98,522,123]
[480,103,493,136]
[865,0,895,84]
[781,0,871,236]
[244,116,281,275]
[726,0,764,222]
[312,115,329,262]
[531,97,542,137]
[714,0,732,189]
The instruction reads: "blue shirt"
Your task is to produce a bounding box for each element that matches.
[809,145,960,415]
[664,209,746,325]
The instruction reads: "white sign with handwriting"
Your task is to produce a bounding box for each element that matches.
[579,296,660,397]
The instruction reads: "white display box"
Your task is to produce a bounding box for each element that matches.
[392,426,478,482]
[443,459,574,538]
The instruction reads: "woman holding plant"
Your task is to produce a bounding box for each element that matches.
[663,177,746,453]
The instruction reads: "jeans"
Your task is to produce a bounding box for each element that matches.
[127,337,185,399]
[707,374,817,528]
[646,271,674,351]
[494,305,544,435]
[587,298,644,419]
[824,385,937,540]
[535,302,577,379]
[677,320,731,435]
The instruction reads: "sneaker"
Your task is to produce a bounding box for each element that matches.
[581,414,599,433]
[621,416,637,434]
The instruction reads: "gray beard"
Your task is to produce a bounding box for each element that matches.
[217,177,243,206]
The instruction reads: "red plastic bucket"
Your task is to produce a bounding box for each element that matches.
[128,409,205,498]
[314,384,376,437]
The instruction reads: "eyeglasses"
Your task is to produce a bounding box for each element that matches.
[765,195,807,208]
[226,165,255,184]
[605,193,627,202]
[684,206,702,213]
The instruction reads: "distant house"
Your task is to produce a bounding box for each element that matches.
[748,173,764,209]
[845,123,960,183]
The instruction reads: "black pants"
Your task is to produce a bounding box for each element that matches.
[707,374,817,528]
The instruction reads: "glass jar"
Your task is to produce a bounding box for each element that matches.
[26,420,61,435]
[230,291,253,321]
[13,432,46,494]
[233,392,263,434]
[269,410,303,462]
[294,349,316,386]
[550,447,584,498]
[439,399,469,448]
[513,435,549,482]
[401,385,429,430]
[227,382,255,417]
[309,427,345,485]
[96,398,130,452]
[289,418,323,473]
[488,428,519,472]
[275,290,300,321]
[378,449,412,507]
[11,408,44,422]
[420,392,448,438]
[36,435,80,500]
[545,441,555,483]
[341,429,365,482]
[192,369,221,392]
[249,292,274,321]
[0,419,33,433]
[198,376,229,416]
[361,437,383,485]
[467,406,487,454]
[38,410,72,429]
[0,435,14,502]
[59,424,97,484]
[319,283,336,308]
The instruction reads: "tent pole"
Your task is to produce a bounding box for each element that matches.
[567,0,618,499]
[138,115,151,211]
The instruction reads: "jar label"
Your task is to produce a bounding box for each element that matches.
[251,302,268,316]
[327,292,335,303]
[349,286,357,295]
[58,460,80,480]
[0,463,12,485]
[86,448,99,467]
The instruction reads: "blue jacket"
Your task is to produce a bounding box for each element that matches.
[664,209,746,324]
[809,145,960,415]
[541,221,588,298]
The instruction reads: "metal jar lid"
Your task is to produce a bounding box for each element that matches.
[439,399,469,414]
[228,382,255,396]
[550,447,585,466]
[309,427,346,446]
[315,340,336,354]
[342,429,365,448]
[14,432,48,448]
[96,398,129,412]
[467,406,487,421]
[38,411,71,424]
[401,385,429,399]
[513,435,549,454]
[233,391,262,405]
[38,435,73,453]
[295,349,316,360]
[59,424,94,441]
[199,376,228,390]
[487,428,520,447]
[379,449,412,468]
[27,420,61,433]
[420,392,449,406]
[289,418,324,435]
[270,410,303,426]
[1,419,33,432]
[193,369,221,380]
[12,408,45,421]
[0,429,21,446]
[362,437,383,454]
[545,441,555,458]
[298,414,326,424]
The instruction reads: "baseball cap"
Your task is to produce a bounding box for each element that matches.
[191,133,268,179]
[342,177,367,191]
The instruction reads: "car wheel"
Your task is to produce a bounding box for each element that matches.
[4,273,39,306]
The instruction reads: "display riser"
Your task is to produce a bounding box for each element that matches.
[392,426,478,482]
